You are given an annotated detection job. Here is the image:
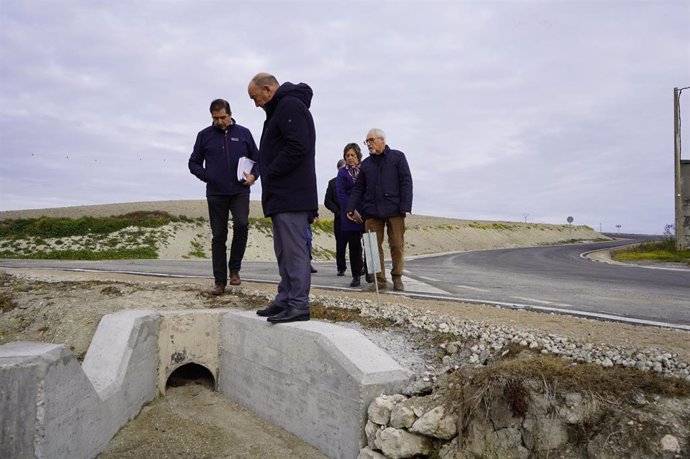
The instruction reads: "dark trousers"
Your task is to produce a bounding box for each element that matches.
[207,194,250,285]
[343,230,363,277]
[334,218,347,272]
[272,211,311,310]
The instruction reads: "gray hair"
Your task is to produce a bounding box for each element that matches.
[336,159,346,169]
[368,128,386,142]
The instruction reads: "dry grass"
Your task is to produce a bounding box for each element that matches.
[459,353,690,402]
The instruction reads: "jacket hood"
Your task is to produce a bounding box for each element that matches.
[275,82,313,108]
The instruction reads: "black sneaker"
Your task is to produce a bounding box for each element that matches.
[350,276,361,287]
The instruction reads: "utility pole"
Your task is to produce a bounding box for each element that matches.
[674,86,690,251]
[674,87,684,250]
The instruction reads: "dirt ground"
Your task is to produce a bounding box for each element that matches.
[1,267,689,458]
[1,200,687,457]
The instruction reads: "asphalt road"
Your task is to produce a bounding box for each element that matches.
[404,239,690,328]
[1,238,688,328]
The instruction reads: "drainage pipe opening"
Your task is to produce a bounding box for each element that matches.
[166,362,215,391]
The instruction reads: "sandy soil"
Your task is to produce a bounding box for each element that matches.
[1,200,686,457]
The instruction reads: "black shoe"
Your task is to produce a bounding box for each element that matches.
[267,306,310,323]
[256,303,287,317]
[365,273,373,283]
[311,265,318,273]
[337,270,345,277]
[350,276,361,287]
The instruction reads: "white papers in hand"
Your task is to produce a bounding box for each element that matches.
[237,156,256,181]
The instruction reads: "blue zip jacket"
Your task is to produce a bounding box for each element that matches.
[188,120,259,196]
[346,146,413,219]
[259,82,318,217]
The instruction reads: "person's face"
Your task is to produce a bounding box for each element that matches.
[248,83,275,110]
[211,109,232,130]
[344,149,360,166]
[364,131,385,154]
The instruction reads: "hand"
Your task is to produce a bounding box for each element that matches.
[242,173,256,186]
[347,210,363,224]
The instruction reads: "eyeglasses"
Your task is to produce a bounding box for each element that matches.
[363,137,380,145]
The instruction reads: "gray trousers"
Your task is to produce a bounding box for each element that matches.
[271,211,311,310]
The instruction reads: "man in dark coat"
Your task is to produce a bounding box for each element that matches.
[324,159,347,276]
[248,72,318,323]
[346,128,413,292]
[188,98,259,295]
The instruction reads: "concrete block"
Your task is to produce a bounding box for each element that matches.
[219,311,412,459]
[1,310,160,459]
[0,342,107,459]
[82,309,160,437]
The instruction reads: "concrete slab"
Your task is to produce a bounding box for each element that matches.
[219,311,412,459]
[2,309,412,458]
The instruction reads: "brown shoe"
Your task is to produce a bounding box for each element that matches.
[393,278,405,292]
[210,283,225,295]
[366,281,388,292]
[229,271,241,286]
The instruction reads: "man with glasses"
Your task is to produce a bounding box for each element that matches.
[346,129,413,292]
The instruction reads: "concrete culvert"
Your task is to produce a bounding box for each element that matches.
[166,362,215,391]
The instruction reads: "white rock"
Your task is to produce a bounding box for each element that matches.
[410,405,458,440]
[660,434,680,453]
[375,427,433,459]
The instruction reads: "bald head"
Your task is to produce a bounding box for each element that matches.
[248,72,280,110]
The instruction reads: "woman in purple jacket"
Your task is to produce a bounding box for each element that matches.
[336,143,365,287]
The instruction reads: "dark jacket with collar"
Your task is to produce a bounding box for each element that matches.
[259,82,317,217]
[346,145,413,219]
[324,176,341,231]
[188,120,259,196]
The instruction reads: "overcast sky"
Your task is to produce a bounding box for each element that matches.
[1,0,688,234]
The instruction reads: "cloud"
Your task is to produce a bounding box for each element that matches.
[1,0,688,234]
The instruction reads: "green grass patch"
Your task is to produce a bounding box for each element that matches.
[0,247,158,260]
[0,211,199,239]
[249,217,273,235]
[186,239,206,258]
[612,239,690,266]
[312,219,334,234]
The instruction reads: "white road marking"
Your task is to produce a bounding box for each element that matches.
[456,284,490,292]
[513,296,554,305]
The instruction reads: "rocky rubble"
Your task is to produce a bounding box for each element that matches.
[312,294,690,382]
[358,385,689,458]
[309,294,690,458]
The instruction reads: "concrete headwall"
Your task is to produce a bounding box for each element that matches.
[1,310,160,459]
[157,310,227,394]
[1,310,411,459]
[219,312,412,459]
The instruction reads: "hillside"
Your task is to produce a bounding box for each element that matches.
[0,200,608,261]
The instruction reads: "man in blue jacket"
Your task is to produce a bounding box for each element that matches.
[346,128,413,292]
[188,99,259,295]
[248,72,318,323]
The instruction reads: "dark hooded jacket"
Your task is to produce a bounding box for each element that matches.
[259,82,318,217]
[346,145,413,219]
[188,120,259,196]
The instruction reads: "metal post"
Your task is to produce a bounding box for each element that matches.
[674,87,685,250]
